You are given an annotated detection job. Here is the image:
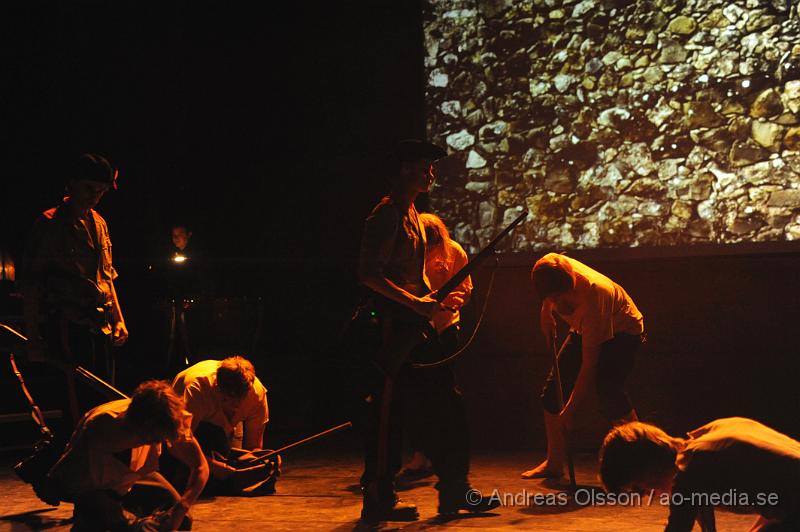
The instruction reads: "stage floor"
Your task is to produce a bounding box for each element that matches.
[1,449,756,531]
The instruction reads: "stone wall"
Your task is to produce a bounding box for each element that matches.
[423,0,800,252]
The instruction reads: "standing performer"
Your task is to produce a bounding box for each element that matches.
[356,139,497,522]
[162,222,203,375]
[522,252,644,479]
[44,380,208,531]
[20,153,128,426]
[397,212,471,481]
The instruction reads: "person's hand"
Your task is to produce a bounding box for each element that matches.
[410,294,440,319]
[112,321,128,346]
[442,291,466,311]
[153,500,190,531]
[229,462,274,491]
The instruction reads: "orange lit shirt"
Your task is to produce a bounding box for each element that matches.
[20,200,117,325]
[426,239,471,332]
[537,253,643,346]
[172,360,269,450]
[667,417,800,529]
[358,197,430,297]
[47,399,193,500]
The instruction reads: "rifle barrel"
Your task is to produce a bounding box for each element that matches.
[435,208,528,300]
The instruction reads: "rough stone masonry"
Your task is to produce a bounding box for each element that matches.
[423,0,800,252]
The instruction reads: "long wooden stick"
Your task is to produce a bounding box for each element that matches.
[243,421,353,462]
[1,322,128,400]
[551,332,576,491]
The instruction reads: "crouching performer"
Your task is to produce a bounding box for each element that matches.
[167,356,278,495]
[44,380,208,531]
[600,418,800,531]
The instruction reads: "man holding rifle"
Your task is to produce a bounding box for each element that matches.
[522,252,645,480]
[356,139,498,522]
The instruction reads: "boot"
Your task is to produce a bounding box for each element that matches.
[360,483,419,523]
[437,486,501,516]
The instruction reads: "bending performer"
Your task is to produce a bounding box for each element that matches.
[522,252,644,479]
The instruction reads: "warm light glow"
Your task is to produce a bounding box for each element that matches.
[172,254,187,264]
[0,251,15,282]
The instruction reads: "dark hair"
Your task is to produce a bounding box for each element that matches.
[386,139,446,180]
[530,265,573,300]
[216,356,256,399]
[395,139,446,163]
[126,380,185,441]
[170,220,192,232]
[599,422,679,493]
[71,153,117,186]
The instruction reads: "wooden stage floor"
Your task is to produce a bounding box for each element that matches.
[1,449,756,531]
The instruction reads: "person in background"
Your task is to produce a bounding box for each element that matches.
[166,223,205,298]
[396,212,471,482]
[160,222,203,375]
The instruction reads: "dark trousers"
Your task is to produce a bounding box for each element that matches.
[541,332,641,420]
[164,300,192,378]
[43,316,113,434]
[360,324,470,502]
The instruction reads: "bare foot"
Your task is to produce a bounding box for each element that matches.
[521,461,564,479]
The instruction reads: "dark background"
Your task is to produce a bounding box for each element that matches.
[0,0,429,450]
[2,1,800,454]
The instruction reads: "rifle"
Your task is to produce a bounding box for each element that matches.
[433,208,528,305]
[372,208,528,376]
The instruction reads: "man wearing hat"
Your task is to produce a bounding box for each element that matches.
[21,153,128,426]
[355,139,498,522]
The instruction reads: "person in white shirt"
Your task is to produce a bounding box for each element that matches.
[522,253,645,479]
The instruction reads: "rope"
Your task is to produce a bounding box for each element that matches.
[410,257,499,369]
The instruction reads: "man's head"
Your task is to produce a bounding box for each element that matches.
[530,254,575,301]
[216,356,256,401]
[599,421,681,496]
[66,153,117,212]
[171,225,192,251]
[126,380,186,443]
[390,139,446,193]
